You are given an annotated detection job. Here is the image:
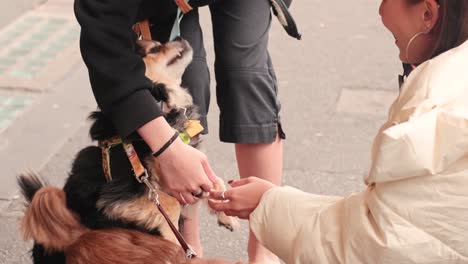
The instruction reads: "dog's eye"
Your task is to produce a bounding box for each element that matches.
[149,46,162,54]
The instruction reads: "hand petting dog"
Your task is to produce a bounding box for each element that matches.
[136,39,219,205]
[138,116,217,205]
[209,177,276,220]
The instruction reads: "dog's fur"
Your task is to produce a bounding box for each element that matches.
[18,38,238,263]
[19,174,234,264]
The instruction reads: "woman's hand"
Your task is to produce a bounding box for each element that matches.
[156,138,218,204]
[138,116,217,205]
[208,177,276,219]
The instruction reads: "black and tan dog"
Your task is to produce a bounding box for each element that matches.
[18,38,238,264]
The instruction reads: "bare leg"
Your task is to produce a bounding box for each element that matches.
[181,205,204,257]
[235,135,283,263]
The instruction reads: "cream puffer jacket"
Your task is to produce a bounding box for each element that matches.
[250,40,468,264]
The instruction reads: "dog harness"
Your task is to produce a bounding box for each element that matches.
[98,131,201,259]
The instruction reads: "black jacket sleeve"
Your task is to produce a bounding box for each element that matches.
[74,0,164,139]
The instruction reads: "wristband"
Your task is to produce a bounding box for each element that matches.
[152,131,179,158]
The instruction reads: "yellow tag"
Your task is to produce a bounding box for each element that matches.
[185,120,204,138]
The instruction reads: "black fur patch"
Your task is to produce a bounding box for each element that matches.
[150,82,169,102]
[32,244,65,264]
[17,173,47,203]
[88,111,116,141]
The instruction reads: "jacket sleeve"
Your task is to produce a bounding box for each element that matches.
[74,0,164,138]
[249,186,344,263]
[250,107,468,264]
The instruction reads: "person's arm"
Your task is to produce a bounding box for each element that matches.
[74,0,217,204]
[249,186,343,263]
[208,177,342,263]
[74,0,164,138]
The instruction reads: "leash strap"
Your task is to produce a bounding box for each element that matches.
[156,193,197,259]
[175,0,193,13]
[123,142,197,259]
[99,138,196,258]
[123,142,146,177]
[135,13,182,42]
[99,137,123,182]
[136,20,153,41]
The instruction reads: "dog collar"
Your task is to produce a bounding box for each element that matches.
[98,137,123,182]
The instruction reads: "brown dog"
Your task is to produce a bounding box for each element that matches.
[22,182,238,264]
[18,38,238,263]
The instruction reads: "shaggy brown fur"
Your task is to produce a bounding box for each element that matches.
[22,185,237,264]
[21,187,87,252]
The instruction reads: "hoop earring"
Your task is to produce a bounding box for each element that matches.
[405,30,428,63]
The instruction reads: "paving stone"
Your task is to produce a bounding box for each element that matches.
[0,214,32,264]
[0,94,33,132]
[9,71,33,79]
[335,88,398,116]
[0,9,81,91]
[0,57,17,67]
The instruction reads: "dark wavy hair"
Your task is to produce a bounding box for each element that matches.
[407,0,468,58]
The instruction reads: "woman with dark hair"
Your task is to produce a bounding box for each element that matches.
[210,0,468,262]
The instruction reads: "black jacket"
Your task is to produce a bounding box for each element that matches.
[74,0,183,139]
[74,0,291,138]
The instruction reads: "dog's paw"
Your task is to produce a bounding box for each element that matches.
[216,212,240,232]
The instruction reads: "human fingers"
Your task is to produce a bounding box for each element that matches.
[209,189,232,200]
[229,177,257,187]
[236,211,250,220]
[187,176,212,196]
[199,181,213,194]
[191,187,205,199]
[223,210,238,217]
[208,199,232,212]
[181,191,198,205]
[201,156,219,185]
[173,192,187,205]
[191,186,211,199]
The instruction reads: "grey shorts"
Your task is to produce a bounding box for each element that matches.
[150,0,286,144]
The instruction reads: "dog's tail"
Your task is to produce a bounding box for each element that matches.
[18,172,87,252]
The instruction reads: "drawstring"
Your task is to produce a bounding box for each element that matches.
[169,8,184,41]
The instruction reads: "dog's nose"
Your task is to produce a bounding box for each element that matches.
[174,36,183,41]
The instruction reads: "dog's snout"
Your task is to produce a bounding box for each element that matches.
[174,36,183,42]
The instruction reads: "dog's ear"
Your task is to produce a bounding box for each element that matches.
[136,40,161,57]
[150,82,169,102]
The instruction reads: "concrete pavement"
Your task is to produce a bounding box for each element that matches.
[0,0,401,263]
